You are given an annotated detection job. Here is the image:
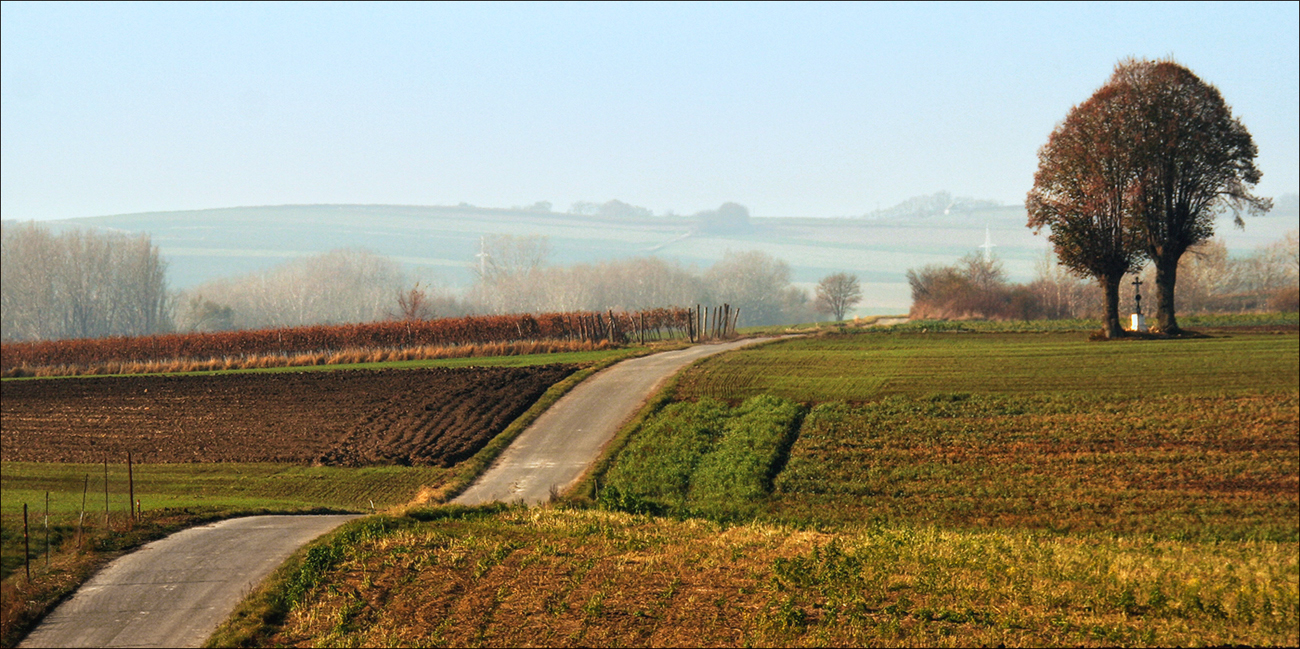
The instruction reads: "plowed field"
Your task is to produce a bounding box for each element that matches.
[0,366,576,467]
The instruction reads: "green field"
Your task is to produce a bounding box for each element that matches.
[673,330,1299,402]
[0,463,449,580]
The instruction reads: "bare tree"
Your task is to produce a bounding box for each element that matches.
[814,273,862,321]
[394,282,433,321]
[705,250,810,326]
[175,249,408,330]
[1,222,170,341]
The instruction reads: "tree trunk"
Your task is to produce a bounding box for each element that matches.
[1153,255,1181,334]
[1101,274,1126,339]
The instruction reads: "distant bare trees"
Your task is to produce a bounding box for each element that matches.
[468,237,811,326]
[815,273,863,321]
[695,202,752,234]
[174,249,414,331]
[703,251,812,326]
[1,222,170,341]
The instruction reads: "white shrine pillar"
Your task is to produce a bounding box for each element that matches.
[1130,276,1148,332]
[1131,312,1148,332]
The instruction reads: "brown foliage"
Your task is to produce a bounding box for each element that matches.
[1026,66,1146,337]
[907,255,1033,321]
[0,308,694,376]
[1117,59,1270,332]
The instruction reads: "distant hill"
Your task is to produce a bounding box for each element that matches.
[6,197,1295,314]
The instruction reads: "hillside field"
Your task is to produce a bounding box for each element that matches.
[208,326,1298,647]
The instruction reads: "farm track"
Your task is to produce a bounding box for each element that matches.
[17,515,359,649]
[0,366,575,467]
[454,337,783,505]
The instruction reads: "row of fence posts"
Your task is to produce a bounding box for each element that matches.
[565,306,741,345]
[20,452,137,583]
[692,304,740,342]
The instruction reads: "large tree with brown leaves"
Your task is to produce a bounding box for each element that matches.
[1026,73,1145,339]
[1113,59,1270,333]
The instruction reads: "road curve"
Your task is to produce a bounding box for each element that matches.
[19,514,358,648]
[453,337,777,506]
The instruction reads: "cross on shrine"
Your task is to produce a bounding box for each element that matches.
[1132,277,1143,316]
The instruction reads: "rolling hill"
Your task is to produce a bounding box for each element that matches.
[10,197,1297,314]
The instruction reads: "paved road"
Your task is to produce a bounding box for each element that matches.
[20,514,358,648]
[453,338,777,506]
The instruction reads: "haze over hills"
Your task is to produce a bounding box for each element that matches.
[7,193,1297,315]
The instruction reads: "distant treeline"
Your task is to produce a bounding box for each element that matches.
[0,223,813,343]
[908,232,1299,321]
[465,234,809,327]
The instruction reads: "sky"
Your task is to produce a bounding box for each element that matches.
[2,1,1297,221]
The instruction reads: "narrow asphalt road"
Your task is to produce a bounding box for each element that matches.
[19,514,358,648]
[453,337,777,506]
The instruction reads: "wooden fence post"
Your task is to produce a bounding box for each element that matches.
[103,457,109,529]
[24,503,30,582]
[128,451,135,524]
[45,491,50,567]
[77,474,88,550]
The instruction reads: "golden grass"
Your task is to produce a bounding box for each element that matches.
[7,339,614,378]
[219,507,1298,648]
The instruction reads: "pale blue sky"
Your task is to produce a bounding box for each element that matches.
[2,1,1296,220]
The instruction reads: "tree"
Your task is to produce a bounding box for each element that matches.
[1,222,171,341]
[174,249,408,330]
[814,273,862,321]
[1026,68,1146,339]
[906,254,1020,321]
[394,282,433,321]
[1112,59,1270,333]
[704,250,810,326]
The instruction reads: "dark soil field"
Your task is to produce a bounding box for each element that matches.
[0,366,575,467]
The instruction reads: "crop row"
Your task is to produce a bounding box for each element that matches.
[601,395,804,517]
[0,307,694,371]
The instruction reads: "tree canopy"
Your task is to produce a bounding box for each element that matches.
[1026,72,1145,338]
[1115,59,1270,332]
